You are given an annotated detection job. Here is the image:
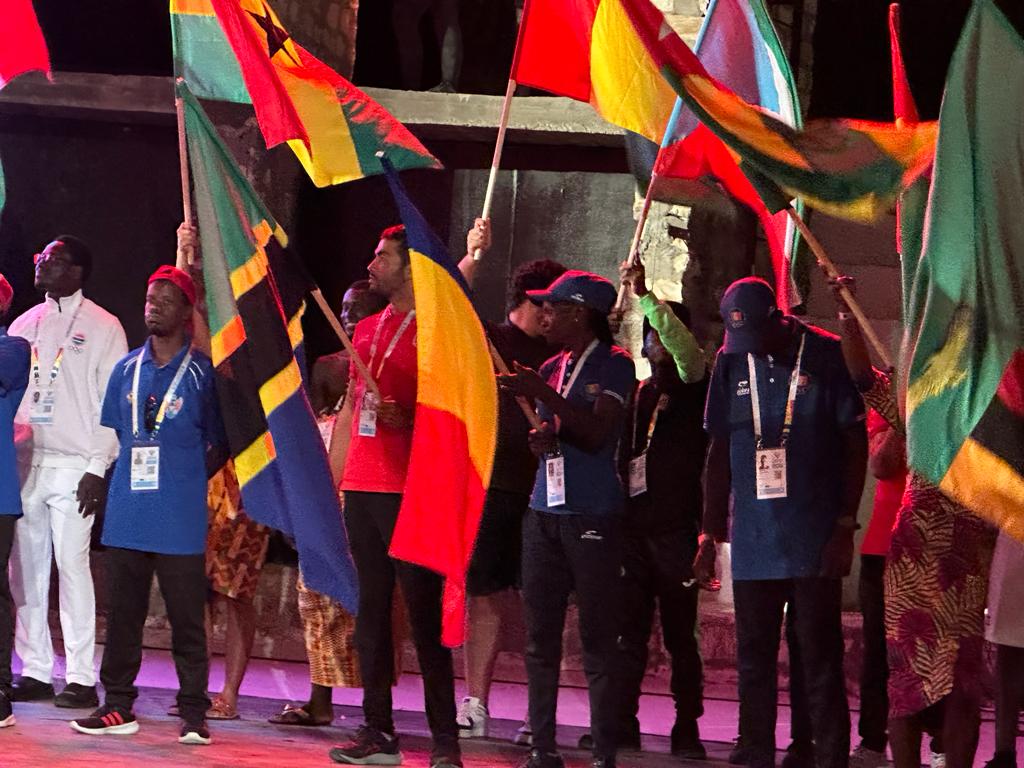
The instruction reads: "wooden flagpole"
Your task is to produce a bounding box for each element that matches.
[613,173,658,310]
[310,289,382,400]
[786,207,893,369]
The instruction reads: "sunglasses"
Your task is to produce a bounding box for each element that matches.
[144,394,159,433]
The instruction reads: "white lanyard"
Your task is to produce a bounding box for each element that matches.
[555,339,599,397]
[131,344,194,439]
[30,301,84,390]
[633,389,669,454]
[747,333,805,449]
[368,308,415,380]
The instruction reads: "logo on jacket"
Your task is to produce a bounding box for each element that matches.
[580,530,604,542]
[70,332,86,353]
[166,396,185,419]
[736,379,750,397]
[796,371,811,394]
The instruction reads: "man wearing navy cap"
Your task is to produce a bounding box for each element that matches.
[695,277,867,768]
[0,273,30,728]
[70,265,226,746]
[500,270,635,768]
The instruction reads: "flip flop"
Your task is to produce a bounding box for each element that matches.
[267,704,332,727]
[206,696,240,721]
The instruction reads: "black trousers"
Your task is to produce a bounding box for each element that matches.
[0,516,15,692]
[522,509,622,761]
[344,491,458,751]
[100,547,209,720]
[858,555,888,752]
[616,528,703,735]
[734,578,850,768]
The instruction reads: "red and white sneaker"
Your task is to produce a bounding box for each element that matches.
[70,705,140,736]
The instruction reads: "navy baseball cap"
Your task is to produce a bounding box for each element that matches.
[720,277,778,354]
[526,270,617,315]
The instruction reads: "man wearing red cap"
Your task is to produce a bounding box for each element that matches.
[0,273,30,728]
[70,266,226,746]
[8,236,127,709]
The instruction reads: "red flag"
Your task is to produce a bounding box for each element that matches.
[889,4,920,124]
[0,0,52,88]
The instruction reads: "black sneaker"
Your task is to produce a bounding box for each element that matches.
[983,752,1017,768]
[0,690,14,728]
[578,733,595,750]
[728,737,751,766]
[10,675,54,702]
[517,749,565,768]
[329,725,403,765]
[70,705,139,735]
[781,741,815,768]
[430,754,463,768]
[179,719,212,745]
[671,719,707,760]
[55,683,100,709]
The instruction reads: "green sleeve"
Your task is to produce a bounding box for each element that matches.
[638,292,706,383]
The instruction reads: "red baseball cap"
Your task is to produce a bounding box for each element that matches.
[0,273,12,311]
[148,265,196,306]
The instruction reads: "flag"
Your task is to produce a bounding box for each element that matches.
[170,0,439,186]
[380,157,499,648]
[888,3,929,322]
[0,0,51,88]
[512,0,677,141]
[903,0,1024,542]
[179,82,359,609]
[0,0,52,215]
[618,0,938,222]
[652,0,804,308]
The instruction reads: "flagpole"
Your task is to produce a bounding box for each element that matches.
[474,0,534,261]
[488,342,544,429]
[174,79,194,256]
[310,288,383,400]
[786,208,893,369]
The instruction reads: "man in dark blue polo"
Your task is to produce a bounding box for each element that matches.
[695,277,867,768]
[70,265,225,746]
[0,273,30,728]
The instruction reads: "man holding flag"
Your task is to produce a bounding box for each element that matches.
[327,226,461,768]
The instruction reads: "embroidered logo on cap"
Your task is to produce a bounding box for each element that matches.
[729,309,745,328]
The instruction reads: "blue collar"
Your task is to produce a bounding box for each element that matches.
[141,338,191,370]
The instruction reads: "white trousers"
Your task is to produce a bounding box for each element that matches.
[11,465,96,686]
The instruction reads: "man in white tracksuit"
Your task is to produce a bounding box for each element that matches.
[8,235,126,709]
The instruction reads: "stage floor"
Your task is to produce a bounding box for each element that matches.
[2,648,1003,767]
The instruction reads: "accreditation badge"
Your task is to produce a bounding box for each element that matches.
[130,442,160,492]
[755,447,787,500]
[358,391,378,437]
[545,454,566,507]
[628,452,648,497]
[28,389,56,425]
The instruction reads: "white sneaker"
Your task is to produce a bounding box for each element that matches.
[850,744,888,768]
[514,716,533,746]
[456,696,488,739]
[930,752,946,768]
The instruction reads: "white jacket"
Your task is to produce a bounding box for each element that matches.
[10,290,127,477]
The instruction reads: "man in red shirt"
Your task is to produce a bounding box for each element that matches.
[326,226,460,768]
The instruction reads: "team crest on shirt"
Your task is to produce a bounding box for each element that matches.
[70,332,86,353]
[166,396,185,418]
[736,379,751,397]
[796,371,811,395]
[584,382,601,400]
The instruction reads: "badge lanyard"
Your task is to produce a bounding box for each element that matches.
[30,302,84,392]
[367,308,416,380]
[552,339,599,435]
[131,346,194,439]
[747,333,806,450]
[632,390,670,455]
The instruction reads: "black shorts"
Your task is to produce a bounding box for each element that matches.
[466,488,529,596]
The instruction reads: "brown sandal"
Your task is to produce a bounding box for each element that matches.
[206,696,240,720]
[267,704,332,726]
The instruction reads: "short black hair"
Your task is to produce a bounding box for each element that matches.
[506,259,567,314]
[52,234,93,283]
[643,300,691,342]
[379,224,409,266]
[347,279,372,293]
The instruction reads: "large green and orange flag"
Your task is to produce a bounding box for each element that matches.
[512,0,676,142]
[180,82,359,608]
[381,158,498,648]
[170,0,439,186]
[617,0,938,222]
[903,0,1024,542]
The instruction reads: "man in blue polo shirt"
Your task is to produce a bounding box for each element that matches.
[499,270,635,768]
[70,265,225,746]
[0,273,30,728]
[696,277,867,768]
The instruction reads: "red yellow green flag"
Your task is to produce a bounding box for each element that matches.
[170,0,439,186]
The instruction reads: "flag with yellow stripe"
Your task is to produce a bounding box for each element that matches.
[180,82,358,610]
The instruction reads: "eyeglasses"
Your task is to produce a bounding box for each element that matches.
[144,394,159,433]
[33,252,75,268]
